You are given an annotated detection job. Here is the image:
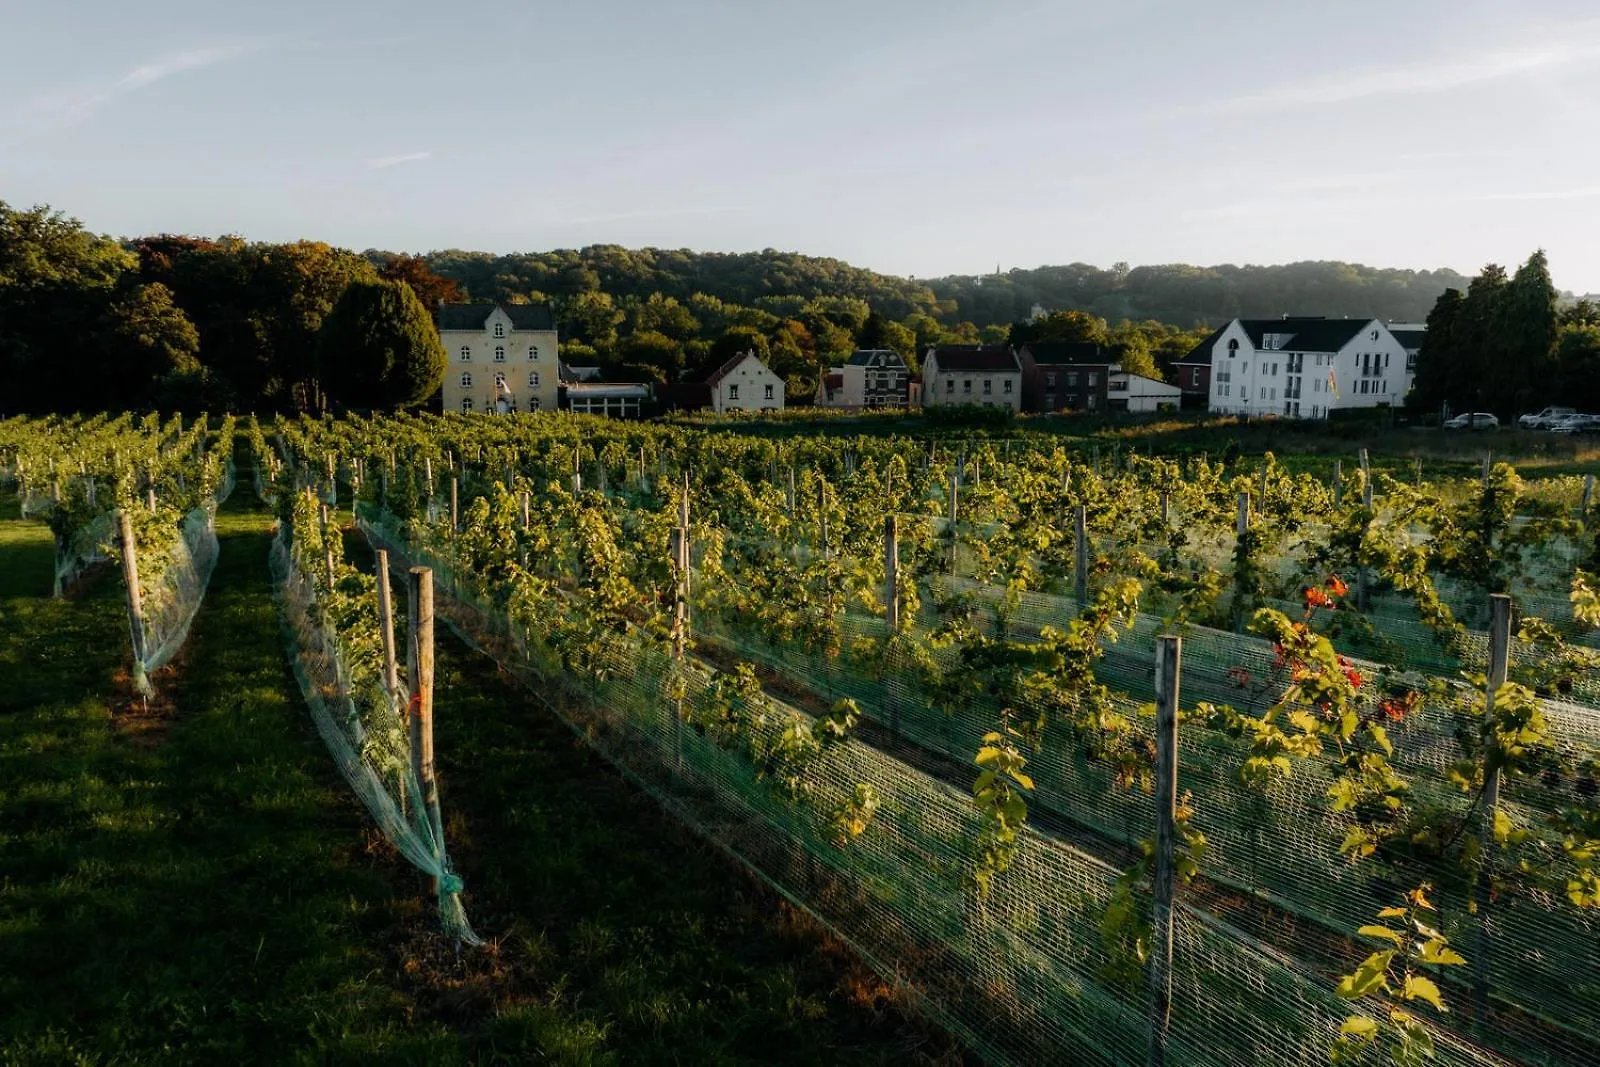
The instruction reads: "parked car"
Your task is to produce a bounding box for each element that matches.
[1549,413,1600,434]
[1518,406,1576,429]
[1444,412,1500,430]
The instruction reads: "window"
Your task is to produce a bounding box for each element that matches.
[729,384,739,400]
[460,372,472,387]
[528,372,540,388]
[459,345,471,362]
[947,379,955,393]
[528,345,539,361]
[983,379,993,394]
[963,379,972,393]
[493,322,504,338]
[1003,379,1013,394]
[461,396,473,412]
[495,372,506,389]
[1087,394,1097,409]
[1260,387,1267,399]
[1045,373,1056,387]
[1088,373,1098,386]
[1228,339,1239,357]
[1067,372,1079,387]
[495,345,505,362]
[1406,352,1417,371]
[764,383,774,400]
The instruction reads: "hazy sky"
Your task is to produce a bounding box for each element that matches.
[5,0,1600,290]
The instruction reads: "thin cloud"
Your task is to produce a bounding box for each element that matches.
[1176,36,1600,116]
[3,42,261,145]
[1460,187,1600,203]
[549,205,750,226]
[368,151,432,169]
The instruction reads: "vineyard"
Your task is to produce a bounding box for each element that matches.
[6,411,1599,1066]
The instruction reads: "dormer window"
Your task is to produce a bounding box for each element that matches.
[460,345,471,362]
[494,345,505,362]
[1227,339,1239,358]
[493,322,505,338]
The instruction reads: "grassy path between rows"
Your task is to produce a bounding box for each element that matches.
[0,495,458,1064]
[343,526,966,1065]
[1,487,962,1064]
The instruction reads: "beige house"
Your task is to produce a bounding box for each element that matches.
[438,303,559,414]
[921,345,1023,411]
[707,350,784,413]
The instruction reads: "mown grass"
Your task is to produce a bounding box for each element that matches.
[0,484,964,1065]
[0,497,460,1064]
[345,530,967,1066]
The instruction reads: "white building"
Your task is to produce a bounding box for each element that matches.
[815,349,911,408]
[707,350,784,413]
[438,303,559,415]
[921,345,1023,411]
[1108,369,1182,413]
[564,382,651,419]
[1202,318,1415,419]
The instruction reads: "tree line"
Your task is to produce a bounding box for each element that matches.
[2,194,1499,415]
[1409,250,1600,417]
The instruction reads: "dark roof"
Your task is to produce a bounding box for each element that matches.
[436,302,556,331]
[1020,341,1106,365]
[706,350,765,386]
[846,348,905,367]
[1238,317,1370,353]
[1390,329,1426,350]
[927,345,1019,372]
[1173,325,1228,367]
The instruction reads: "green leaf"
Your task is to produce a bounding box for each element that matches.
[1377,906,1408,918]
[1339,826,1377,859]
[1012,771,1035,791]
[1418,940,1467,967]
[1357,924,1404,946]
[1366,724,1393,756]
[1335,951,1394,1000]
[1339,1015,1379,1041]
[1402,974,1447,1012]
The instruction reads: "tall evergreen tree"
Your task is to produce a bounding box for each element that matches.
[1455,265,1508,412]
[317,279,446,410]
[1410,288,1462,413]
[1492,250,1560,412]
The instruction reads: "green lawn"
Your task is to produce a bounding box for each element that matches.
[0,490,961,1065]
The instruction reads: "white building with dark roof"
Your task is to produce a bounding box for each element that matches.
[815,348,911,408]
[707,350,784,413]
[1200,317,1415,419]
[437,303,558,414]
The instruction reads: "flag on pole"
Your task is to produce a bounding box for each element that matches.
[1327,368,1339,399]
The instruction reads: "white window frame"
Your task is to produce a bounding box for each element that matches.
[493,322,505,338]
[460,371,472,387]
[528,371,540,388]
[459,345,472,362]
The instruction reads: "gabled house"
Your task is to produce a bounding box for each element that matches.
[1172,325,1226,409]
[816,349,912,408]
[921,345,1023,410]
[1017,342,1112,413]
[707,350,784,413]
[437,302,558,415]
[1108,370,1182,413]
[1201,317,1413,419]
[1386,323,1427,377]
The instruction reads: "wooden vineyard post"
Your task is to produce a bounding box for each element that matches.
[1332,459,1343,508]
[117,509,149,699]
[1580,474,1593,523]
[375,549,405,814]
[1474,593,1512,1028]
[1358,447,1369,478]
[1074,505,1089,607]
[325,452,336,506]
[1413,457,1423,487]
[520,489,531,531]
[817,479,829,563]
[948,472,960,574]
[449,472,459,534]
[319,505,337,591]
[1147,634,1181,1067]
[1159,490,1170,528]
[407,566,442,896]
[1482,452,1491,487]
[670,507,691,770]
[1357,481,1374,612]
[1232,493,1250,632]
[884,514,901,737]
[1258,464,1268,511]
[787,467,796,517]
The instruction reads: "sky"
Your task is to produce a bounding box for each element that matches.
[4,0,1600,291]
